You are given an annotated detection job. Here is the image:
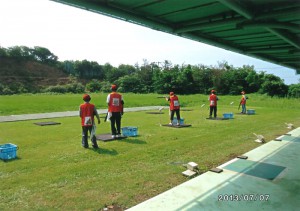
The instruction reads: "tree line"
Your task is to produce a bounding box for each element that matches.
[0,45,299,97]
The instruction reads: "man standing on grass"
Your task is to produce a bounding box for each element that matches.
[166,92,181,125]
[107,84,124,138]
[239,91,247,114]
[209,90,219,118]
[79,94,100,149]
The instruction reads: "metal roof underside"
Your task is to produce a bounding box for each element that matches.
[51,0,300,74]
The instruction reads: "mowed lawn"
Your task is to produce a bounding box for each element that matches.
[0,93,299,210]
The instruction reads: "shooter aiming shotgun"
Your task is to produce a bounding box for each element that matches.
[239,91,247,114]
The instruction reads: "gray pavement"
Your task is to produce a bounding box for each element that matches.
[0,106,163,122]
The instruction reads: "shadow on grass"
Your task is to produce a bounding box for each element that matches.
[90,147,118,155]
[1,157,21,162]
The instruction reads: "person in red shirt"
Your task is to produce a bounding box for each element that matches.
[166,92,181,125]
[240,91,247,114]
[106,84,124,138]
[79,94,100,148]
[208,90,219,118]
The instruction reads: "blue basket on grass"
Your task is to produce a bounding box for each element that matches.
[0,143,18,160]
[121,127,138,137]
[172,118,184,125]
[223,113,234,119]
[247,109,255,115]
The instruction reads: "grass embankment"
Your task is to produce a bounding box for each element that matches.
[0,93,299,210]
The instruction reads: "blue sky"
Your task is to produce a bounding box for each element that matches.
[1,0,299,84]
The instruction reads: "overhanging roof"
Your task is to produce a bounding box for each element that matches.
[51,0,300,74]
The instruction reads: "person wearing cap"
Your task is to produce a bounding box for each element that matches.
[79,94,100,148]
[208,90,219,118]
[107,84,124,138]
[239,91,247,114]
[166,92,181,125]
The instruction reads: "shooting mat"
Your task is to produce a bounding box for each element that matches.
[96,133,127,142]
[162,124,192,128]
[146,112,164,114]
[34,122,61,126]
[180,109,193,111]
[206,117,229,120]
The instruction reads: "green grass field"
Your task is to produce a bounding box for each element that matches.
[0,93,299,210]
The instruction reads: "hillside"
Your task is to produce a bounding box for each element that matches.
[0,58,70,87]
[0,58,75,92]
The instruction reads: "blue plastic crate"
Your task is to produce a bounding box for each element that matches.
[247,109,255,115]
[223,113,234,119]
[121,127,138,137]
[172,118,184,125]
[0,143,18,160]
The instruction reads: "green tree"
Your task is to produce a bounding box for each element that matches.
[73,60,105,79]
[7,46,23,58]
[288,84,300,98]
[0,46,8,57]
[116,74,141,93]
[105,64,135,83]
[137,62,155,93]
[33,46,58,64]
[99,81,112,92]
[245,68,263,93]
[86,79,102,92]
[152,68,177,94]
[260,74,288,97]
[172,64,194,94]
[192,65,213,94]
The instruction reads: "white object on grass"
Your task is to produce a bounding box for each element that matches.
[285,123,294,129]
[182,169,197,177]
[253,133,265,143]
[187,162,198,171]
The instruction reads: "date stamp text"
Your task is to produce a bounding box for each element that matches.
[218,194,270,201]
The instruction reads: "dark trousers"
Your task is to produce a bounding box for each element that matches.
[82,126,98,148]
[241,104,246,113]
[170,109,180,121]
[110,112,122,135]
[209,106,217,118]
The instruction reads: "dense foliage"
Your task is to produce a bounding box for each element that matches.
[0,46,299,97]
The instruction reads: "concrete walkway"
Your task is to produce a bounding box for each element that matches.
[0,106,162,122]
[127,127,300,211]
